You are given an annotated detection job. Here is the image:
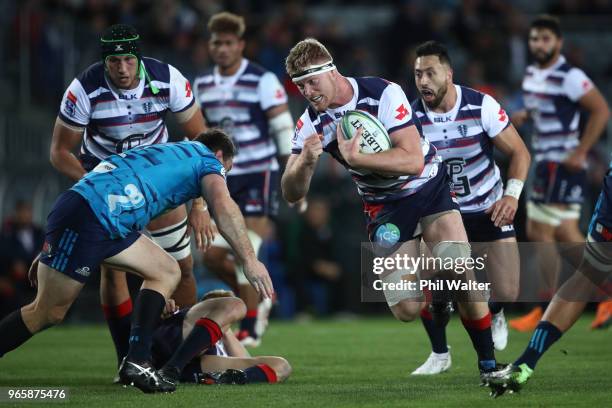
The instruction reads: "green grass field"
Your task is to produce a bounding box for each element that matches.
[0,316,609,407]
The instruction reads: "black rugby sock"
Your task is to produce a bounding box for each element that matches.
[102,299,132,366]
[0,309,33,358]
[488,301,503,315]
[420,308,448,354]
[515,321,563,370]
[244,364,278,383]
[461,313,496,370]
[126,289,165,362]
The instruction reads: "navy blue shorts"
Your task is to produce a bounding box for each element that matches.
[39,191,140,283]
[588,172,612,242]
[365,170,459,253]
[530,161,586,205]
[462,211,516,242]
[227,170,279,217]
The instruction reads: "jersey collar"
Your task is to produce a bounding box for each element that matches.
[214,58,248,87]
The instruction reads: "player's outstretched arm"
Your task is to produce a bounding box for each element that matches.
[49,117,87,181]
[201,174,274,299]
[281,133,322,203]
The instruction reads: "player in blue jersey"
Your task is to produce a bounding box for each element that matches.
[510,15,611,331]
[153,290,291,387]
[194,12,295,347]
[0,130,274,394]
[284,38,508,384]
[486,166,612,397]
[410,41,531,374]
[50,24,214,367]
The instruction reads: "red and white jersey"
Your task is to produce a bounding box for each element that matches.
[522,55,593,163]
[292,77,441,203]
[413,85,510,213]
[58,57,195,168]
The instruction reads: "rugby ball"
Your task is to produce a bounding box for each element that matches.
[340,110,392,154]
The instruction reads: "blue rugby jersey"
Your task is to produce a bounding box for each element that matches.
[71,141,225,238]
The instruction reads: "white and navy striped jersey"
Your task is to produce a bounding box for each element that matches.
[413,85,510,213]
[193,59,288,176]
[522,55,593,163]
[292,77,441,203]
[58,58,195,167]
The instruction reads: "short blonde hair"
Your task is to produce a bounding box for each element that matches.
[208,12,245,37]
[285,38,333,77]
[201,289,236,301]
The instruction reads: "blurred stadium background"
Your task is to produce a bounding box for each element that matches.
[2,0,612,322]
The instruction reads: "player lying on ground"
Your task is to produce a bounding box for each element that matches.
[153,289,291,386]
[283,38,506,382]
[0,130,273,394]
[486,165,612,397]
[410,41,530,375]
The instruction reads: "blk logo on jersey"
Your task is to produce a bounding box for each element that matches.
[434,116,453,123]
[395,104,409,120]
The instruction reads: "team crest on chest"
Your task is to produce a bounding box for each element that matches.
[457,124,468,137]
[143,101,152,113]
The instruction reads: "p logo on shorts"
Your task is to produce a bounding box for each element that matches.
[374,223,400,248]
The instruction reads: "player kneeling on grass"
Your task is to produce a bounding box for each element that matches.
[486,165,612,397]
[154,289,291,386]
[0,129,274,394]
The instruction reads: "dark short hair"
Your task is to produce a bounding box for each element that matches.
[530,15,562,38]
[208,12,246,37]
[415,41,452,66]
[195,129,236,160]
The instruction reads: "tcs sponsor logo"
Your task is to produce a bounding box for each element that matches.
[374,223,400,248]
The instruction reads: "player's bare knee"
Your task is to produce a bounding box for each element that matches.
[494,284,519,302]
[228,297,247,322]
[273,357,292,382]
[390,301,421,322]
[44,306,68,326]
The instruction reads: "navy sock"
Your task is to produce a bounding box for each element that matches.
[244,364,277,383]
[102,299,132,366]
[515,321,563,370]
[0,310,33,358]
[126,289,165,362]
[488,301,503,315]
[240,309,257,336]
[165,318,222,371]
[420,308,448,353]
[461,313,495,370]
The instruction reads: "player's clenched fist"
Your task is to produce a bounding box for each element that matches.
[301,133,324,164]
